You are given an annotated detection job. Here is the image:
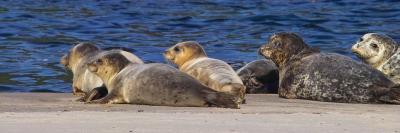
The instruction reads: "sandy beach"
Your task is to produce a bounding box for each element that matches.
[0,93,398,133]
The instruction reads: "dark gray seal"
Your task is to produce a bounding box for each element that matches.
[259,32,400,104]
[236,59,279,93]
[86,52,240,108]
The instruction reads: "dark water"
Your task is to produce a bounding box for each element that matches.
[1,0,400,92]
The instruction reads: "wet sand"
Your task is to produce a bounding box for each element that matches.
[0,93,399,133]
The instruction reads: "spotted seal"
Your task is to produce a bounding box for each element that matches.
[85,52,240,108]
[352,33,400,84]
[164,41,246,103]
[259,32,400,104]
[60,42,143,101]
[236,59,279,93]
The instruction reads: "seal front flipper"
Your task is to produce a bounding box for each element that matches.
[379,86,400,104]
[200,89,240,109]
[85,90,124,104]
[84,86,108,102]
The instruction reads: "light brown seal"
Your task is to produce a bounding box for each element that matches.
[352,33,400,84]
[60,42,144,101]
[164,41,245,103]
[259,32,400,104]
[85,52,240,108]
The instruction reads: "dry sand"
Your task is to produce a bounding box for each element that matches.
[0,93,399,133]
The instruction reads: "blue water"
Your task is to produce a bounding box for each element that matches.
[0,0,399,92]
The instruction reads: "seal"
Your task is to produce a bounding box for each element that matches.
[85,52,240,108]
[351,33,400,84]
[164,41,246,103]
[236,59,279,93]
[259,32,400,104]
[60,42,144,101]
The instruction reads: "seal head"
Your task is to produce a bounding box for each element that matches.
[351,33,398,68]
[164,41,207,67]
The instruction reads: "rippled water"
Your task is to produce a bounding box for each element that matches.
[1,0,400,92]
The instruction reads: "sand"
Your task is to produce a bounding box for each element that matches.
[0,93,399,133]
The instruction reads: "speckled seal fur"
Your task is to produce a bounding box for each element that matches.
[60,42,144,101]
[259,32,400,104]
[352,33,400,84]
[86,52,240,108]
[164,41,245,103]
[236,59,279,93]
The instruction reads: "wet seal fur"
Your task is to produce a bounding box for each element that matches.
[86,52,240,109]
[164,41,245,103]
[352,33,400,84]
[259,32,400,104]
[60,42,143,101]
[236,59,279,93]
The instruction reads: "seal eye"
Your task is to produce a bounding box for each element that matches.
[95,59,103,65]
[358,37,363,42]
[174,47,180,52]
[370,43,378,49]
[273,42,282,48]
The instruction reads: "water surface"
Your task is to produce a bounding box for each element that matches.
[1,0,399,92]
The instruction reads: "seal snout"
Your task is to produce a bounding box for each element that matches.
[60,54,69,67]
[258,45,272,59]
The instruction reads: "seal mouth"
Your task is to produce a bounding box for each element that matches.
[351,49,363,58]
[60,54,70,67]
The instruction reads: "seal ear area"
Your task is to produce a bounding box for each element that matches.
[87,59,102,72]
[102,53,131,72]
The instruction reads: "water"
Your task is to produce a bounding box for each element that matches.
[0,0,399,92]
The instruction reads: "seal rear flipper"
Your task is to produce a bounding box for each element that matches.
[222,83,246,104]
[201,89,240,109]
[379,86,400,104]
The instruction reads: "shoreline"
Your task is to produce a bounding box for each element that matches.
[0,93,399,133]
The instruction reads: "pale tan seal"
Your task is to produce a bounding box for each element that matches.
[164,41,245,103]
[352,33,400,84]
[85,52,240,108]
[60,42,143,100]
[259,32,400,104]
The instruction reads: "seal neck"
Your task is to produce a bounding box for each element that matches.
[282,47,319,69]
[106,63,138,88]
[180,57,208,70]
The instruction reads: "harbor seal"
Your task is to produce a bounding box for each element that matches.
[236,59,279,93]
[85,52,240,108]
[351,33,400,84]
[164,41,246,103]
[60,42,144,101]
[259,32,400,104]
